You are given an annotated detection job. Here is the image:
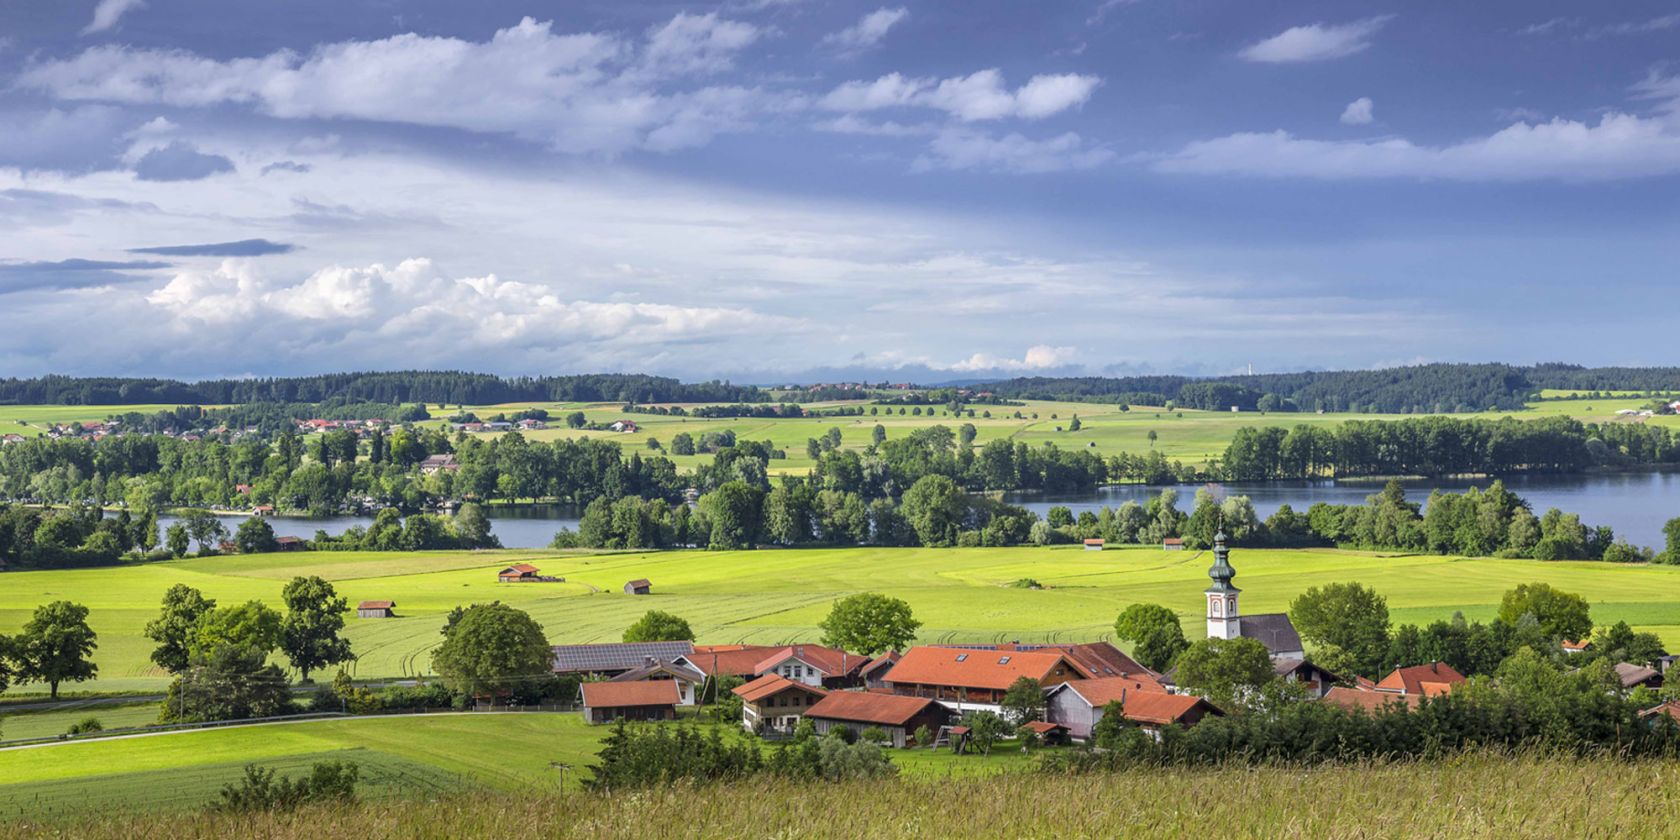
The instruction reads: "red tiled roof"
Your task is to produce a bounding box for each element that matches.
[860,651,901,676]
[1052,679,1217,725]
[1376,663,1467,696]
[1023,721,1067,734]
[686,645,784,677]
[1640,700,1680,723]
[1323,686,1421,712]
[1083,538,1104,545]
[805,691,940,727]
[753,645,868,678]
[500,563,540,575]
[582,680,680,708]
[884,646,1088,691]
[732,673,828,704]
[357,600,394,610]
[1561,639,1590,652]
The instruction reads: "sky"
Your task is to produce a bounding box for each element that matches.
[2,0,1679,383]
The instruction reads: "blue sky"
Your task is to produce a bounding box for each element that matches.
[2,0,1678,382]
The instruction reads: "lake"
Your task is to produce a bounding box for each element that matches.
[158,503,581,549]
[1005,472,1680,550]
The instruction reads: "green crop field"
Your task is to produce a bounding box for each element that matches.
[0,404,202,438]
[4,544,1679,695]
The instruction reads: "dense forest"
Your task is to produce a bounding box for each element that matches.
[1219,416,1680,480]
[0,372,763,406]
[979,363,1680,413]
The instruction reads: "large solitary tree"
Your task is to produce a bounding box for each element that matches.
[431,603,552,698]
[622,610,695,643]
[819,593,920,656]
[14,601,98,698]
[279,576,354,683]
[235,517,279,555]
[144,584,218,674]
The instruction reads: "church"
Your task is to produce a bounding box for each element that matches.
[1203,531,1305,661]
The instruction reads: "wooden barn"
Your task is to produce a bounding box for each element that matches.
[356,600,396,619]
[623,578,652,595]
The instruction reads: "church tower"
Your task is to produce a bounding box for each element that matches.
[1205,530,1241,640]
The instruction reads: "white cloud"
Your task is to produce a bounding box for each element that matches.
[1340,97,1374,125]
[21,16,771,155]
[821,69,1100,121]
[1591,13,1680,38]
[82,0,145,35]
[914,128,1113,173]
[1239,16,1394,63]
[950,344,1077,371]
[822,7,909,53]
[1154,112,1680,181]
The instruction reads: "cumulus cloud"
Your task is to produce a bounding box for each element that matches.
[822,7,909,53]
[133,141,235,181]
[949,344,1077,371]
[822,69,1101,121]
[1340,97,1374,125]
[1154,112,1680,181]
[914,129,1113,173]
[1239,16,1393,63]
[82,0,145,34]
[20,15,771,155]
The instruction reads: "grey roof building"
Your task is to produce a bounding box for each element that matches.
[551,640,696,675]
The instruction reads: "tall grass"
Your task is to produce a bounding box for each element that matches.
[7,752,1676,839]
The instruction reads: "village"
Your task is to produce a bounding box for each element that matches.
[531,536,1679,748]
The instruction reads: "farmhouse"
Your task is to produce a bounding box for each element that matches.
[1203,531,1306,660]
[1614,662,1663,690]
[680,644,784,679]
[1375,662,1467,696]
[609,420,639,433]
[804,691,949,748]
[580,680,680,724]
[732,674,828,734]
[1045,677,1222,738]
[356,600,396,618]
[859,652,901,689]
[1322,686,1421,712]
[752,645,871,688]
[1273,658,1341,699]
[498,563,542,582]
[623,579,652,595]
[1562,639,1590,655]
[883,645,1090,709]
[419,454,458,474]
[609,659,706,706]
[552,641,696,677]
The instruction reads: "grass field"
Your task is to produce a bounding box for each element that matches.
[14,751,1679,838]
[0,711,1037,821]
[4,544,1679,694]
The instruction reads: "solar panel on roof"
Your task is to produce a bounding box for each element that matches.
[551,641,695,673]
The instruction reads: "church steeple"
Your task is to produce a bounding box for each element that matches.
[1205,530,1242,640]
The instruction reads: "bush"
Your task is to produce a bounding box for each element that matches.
[859,726,888,745]
[214,761,359,813]
[913,724,933,748]
[66,717,103,735]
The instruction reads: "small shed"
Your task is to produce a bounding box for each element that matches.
[803,691,949,748]
[1022,720,1070,746]
[1161,537,1184,550]
[275,535,305,551]
[1083,538,1104,551]
[499,563,541,582]
[357,600,396,619]
[252,505,275,516]
[581,679,680,724]
[624,579,652,595]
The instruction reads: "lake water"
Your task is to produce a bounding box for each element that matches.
[157,503,581,549]
[1005,472,1680,550]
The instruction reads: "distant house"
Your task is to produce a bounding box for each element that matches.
[733,674,828,734]
[1161,538,1184,550]
[1615,662,1664,690]
[610,658,706,706]
[679,644,786,680]
[419,454,459,474]
[623,579,652,595]
[275,536,306,551]
[1375,662,1467,696]
[517,418,547,431]
[580,680,680,724]
[609,420,639,433]
[234,484,252,495]
[1640,700,1680,726]
[1045,677,1221,739]
[357,600,396,619]
[1272,658,1340,699]
[484,421,513,432]
[1083,538,1104,551]
[1561,639,1591,655]
[499,563,542,582]
[1322,685,1420,713]
[803,691,950,748]
[252,505,275,516]
[1021,720,1070,746]
[552,641,697,677]
[1235,613,1306,661]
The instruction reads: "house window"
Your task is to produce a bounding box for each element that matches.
[1212,600,1222,616]
[955,654,968,662]
[998,656,1011,664]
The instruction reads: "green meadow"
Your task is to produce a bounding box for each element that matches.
[4,544,1679,695]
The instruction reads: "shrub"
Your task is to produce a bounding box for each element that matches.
[859,726,888,745]
[913,724,933,748]
[213,761,359,813]
[66,717,103,735]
